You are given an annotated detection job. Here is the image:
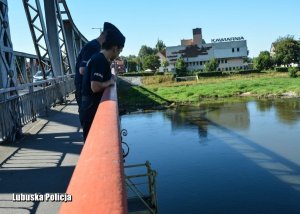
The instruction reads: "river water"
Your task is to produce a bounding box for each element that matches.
[121,98,300,214]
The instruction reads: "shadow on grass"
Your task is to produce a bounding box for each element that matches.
[117,79,171,113]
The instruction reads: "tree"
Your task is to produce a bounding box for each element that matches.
[138,45,156,59]
[127,59,138,72]
[162,59,169,71]
[254,51,273,71]
[155,39,166,53]
[273,35,300,66]
[204,58,218,72]
[244,57,253,63]
[175,58,187,75]
[142,55,160,71]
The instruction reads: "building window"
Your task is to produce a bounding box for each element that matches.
[221,60,224,64]
[232,48,234,52]
[237,48,240,52]
[225,59,227,63]
[200,61,202,65]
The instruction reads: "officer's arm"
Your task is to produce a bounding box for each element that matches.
[91,78,115,93]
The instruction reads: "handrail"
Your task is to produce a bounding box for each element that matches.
[60,74,128,214]
[0,74,74,94]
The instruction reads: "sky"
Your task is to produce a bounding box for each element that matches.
[7,0,300,58]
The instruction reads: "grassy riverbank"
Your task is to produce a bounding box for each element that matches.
[117,79,170,113]
[143,72,300,103]
[117,71,300,111]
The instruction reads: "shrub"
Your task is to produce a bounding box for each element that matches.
[197,71,223,77]
[288,67,298,78]
[275,67,288,72]
[120,72,154,77]
[237,69,261,74]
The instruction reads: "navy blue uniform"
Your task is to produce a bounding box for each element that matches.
[74,39,101,110]
[80,52,111,141]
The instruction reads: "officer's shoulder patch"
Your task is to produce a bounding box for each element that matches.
[94,73,103,78]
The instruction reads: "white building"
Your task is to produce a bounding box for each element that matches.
[166,28,249,72]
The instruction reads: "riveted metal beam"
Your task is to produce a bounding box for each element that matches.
[22,0,54,79]
[0,0,16,91]
[44,0,63,77]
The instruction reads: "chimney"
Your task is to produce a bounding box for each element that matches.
[193,28,202,45]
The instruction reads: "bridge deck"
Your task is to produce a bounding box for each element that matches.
[0,94,83,214]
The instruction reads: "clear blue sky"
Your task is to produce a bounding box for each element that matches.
[8,0,300,58]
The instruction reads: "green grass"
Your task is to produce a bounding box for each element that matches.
[143,72,300,103]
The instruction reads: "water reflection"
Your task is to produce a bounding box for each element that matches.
[165,99,300,136]
[273,99,300,124]
[164,102,250,141]
[121,98,300,213]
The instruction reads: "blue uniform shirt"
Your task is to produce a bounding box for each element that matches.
[82,52,111,104]
[75,39,101,89]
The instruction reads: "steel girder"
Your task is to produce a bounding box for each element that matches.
[0,0,16,89]
[22,0,55,79]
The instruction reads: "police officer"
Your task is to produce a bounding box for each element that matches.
[80,25,125,141]
[74,22,120,113]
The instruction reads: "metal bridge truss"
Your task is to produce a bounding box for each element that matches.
[0,0,16,90]
[22,0,88,78]
[22,0,55,78]
[0,0,88,142]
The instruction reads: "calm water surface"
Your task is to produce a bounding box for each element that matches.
[121,99,300,214]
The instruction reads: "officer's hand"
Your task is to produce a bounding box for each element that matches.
[111,74,117,81]
[109,75,116,86]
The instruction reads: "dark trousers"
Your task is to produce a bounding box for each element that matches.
[80,99,98,142]
[75,89,82,112]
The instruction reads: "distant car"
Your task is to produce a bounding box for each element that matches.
[33,70,54,83]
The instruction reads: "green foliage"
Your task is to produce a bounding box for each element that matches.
[127,59,137,72]
[288,67,298,78]
[120,72,154,77]
[244,57,253,63]
[155,39,166,53]
[145,72,300,102]
[236,69,261,74]
[197,71,223,77]
[275,67,288,72]
[254,51,273,71]
[142,55,160,71]
[125,55,142,72]
[196,70,260,77]
[274,35,300,66]
[204,58,218,72]
[138,45,156,59]
[162,59,169,68]
[175,58,187,75]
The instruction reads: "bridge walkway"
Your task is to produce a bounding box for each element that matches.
[0,94,83,214]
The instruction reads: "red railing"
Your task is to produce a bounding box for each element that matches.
[60,77,127,214]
